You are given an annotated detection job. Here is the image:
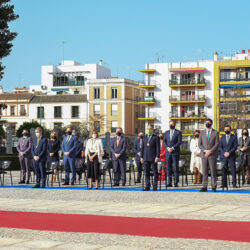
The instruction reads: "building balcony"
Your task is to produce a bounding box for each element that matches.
[220,94,250,102]
[169,68,206,73]
[136,112,156,121]
[169,95,206,104]
[138,80,156,89]
[138,69,156,74]
[181,130,195,135]
[138,96,155,105]
[169,112,206,121]
[169,78,206,88]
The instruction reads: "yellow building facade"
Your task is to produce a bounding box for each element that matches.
[87,78,145,136]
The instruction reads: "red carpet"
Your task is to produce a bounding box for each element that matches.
[0,210,250,242]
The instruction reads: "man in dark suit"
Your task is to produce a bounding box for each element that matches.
[219,125,238,188]
[62,127,77,185]
[16,129,33,184]
[140,124,160,191]
[163,120,182,187]
[110,127,127,186]
[133,131,144,183]
[198,118,219,192]
[32,127,47,188]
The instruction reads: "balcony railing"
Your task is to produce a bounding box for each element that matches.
[220,78,250,82]
[138,80,157,86]
[94,111,100,116]
[181,129,194,135]
[169,78,205,85]
[220,94,250,99]
[138,96,155,103]
[169,95,205,102]
[169,112,205,118]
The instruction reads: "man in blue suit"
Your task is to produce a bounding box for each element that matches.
[32,127,47,188]
[163,120,182,187]
[133,131,144,183]
[219,125,238,188]
[62,127,77,185]
[140,124,160,191]
[110,127,127,186]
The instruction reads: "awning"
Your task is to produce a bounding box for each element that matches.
[51,88,69,91]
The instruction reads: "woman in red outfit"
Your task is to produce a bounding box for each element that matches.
[158,133,167,181]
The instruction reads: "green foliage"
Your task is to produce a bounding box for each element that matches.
[16,121,44,138]
[0,0,19,80]
[0,126,5,139]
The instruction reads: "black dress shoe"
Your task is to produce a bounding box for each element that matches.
[143,187,150,191]
[26,181,30,184]
[153,187,157,191]
[62,183,69,185]
[18,180,25,184]
[212,188,216,192]
[122,183,125,186]
[32,185,40,188]
[113,184,119,187]
[71,182,74,185]
[174,183,178,188]
[166,183,172,187]
[220,185,227,188]
[199,187,208,192]
[137,180,141,183]
[233,185,238,188]
[41,185,46,188]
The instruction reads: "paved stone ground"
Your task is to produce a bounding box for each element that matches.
[0,171,250,249]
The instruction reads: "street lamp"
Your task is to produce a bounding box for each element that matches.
[40,85,47,125]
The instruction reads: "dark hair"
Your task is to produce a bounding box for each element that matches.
[242,128,249,137]
[205,118,213,124]
[193,129,200,136]
[147,124,154,129]
[225,125,231,129]
[169,120,176,125]
[90,129,99,138]
[35,127,42,132]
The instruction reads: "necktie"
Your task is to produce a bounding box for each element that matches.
[226,135,229,144]
[66,136,70,143]
[207,131,210,142]
[170,130,173,141]
[36,137,40,147]
[116,137,120,147]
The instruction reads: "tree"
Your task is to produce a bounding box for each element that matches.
[0,0,19,80]
[16,121,44,138]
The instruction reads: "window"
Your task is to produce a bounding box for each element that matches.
[54,106,62,118]
[111,88,118,99]
[94,121,100,132]
[94,104,100,116]
[20,105,26,116]
[111,121,118,133]
[37,107,44,118]
[10,106,15,116]
[94,88,100,99]
[72,106,79,118]
[111,104,118,116]
[148,91,154,97]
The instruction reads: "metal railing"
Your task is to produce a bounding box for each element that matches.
[220,78,250,82]
[136,112,156,118]
[138,80,157,86]
[169,112,205,118]
[137,96,155,102]
[169,78,205,85]
[169,95,205,102]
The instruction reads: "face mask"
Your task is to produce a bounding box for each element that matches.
[206,123,212,128]
[36,133,40,138]
[116,132,122,136]
[243,132,248,136]
[140,135,144,139]
[147,129,152,135]
[52,136,57,139]
[159,136,163,139]
[170,125,175,130]
[92,134,97,139]
[23,133,28,137]
[67,131,72,135]
[225,130,230,135]
[195,134,199,138]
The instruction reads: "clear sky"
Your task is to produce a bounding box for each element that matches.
[1,0,250,91]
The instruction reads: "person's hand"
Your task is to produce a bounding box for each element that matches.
[160,154,164,158]
[137,152,141,156]
[20,152,24,156]
[242,146,247,151]
[155,158,159,163]
[65,152,70,156]
[140,158,144,164]
[115,153,120,158]
[34,156,39,161]
[224,152,230,158]
[50,153,54,157]
[195,152,199,157]
[205,150,211,158]
[89,156,94,162]
[169,148,174,153]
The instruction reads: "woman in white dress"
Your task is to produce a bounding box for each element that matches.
[190,130,203,184]
[85,130,104,189]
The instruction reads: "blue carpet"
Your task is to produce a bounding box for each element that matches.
[0,185,250,193]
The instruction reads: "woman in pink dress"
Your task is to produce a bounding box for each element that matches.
[158,133,167,181]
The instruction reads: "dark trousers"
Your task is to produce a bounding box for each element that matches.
[166,154,179,184]
[135,157,142,182]
[113,159,126,185]
[19,157,32,182]
[222,158,236,186]
[144,161,158,189]
[87,154,99,181]
[64,156,76,184]
[33,160,46,186]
